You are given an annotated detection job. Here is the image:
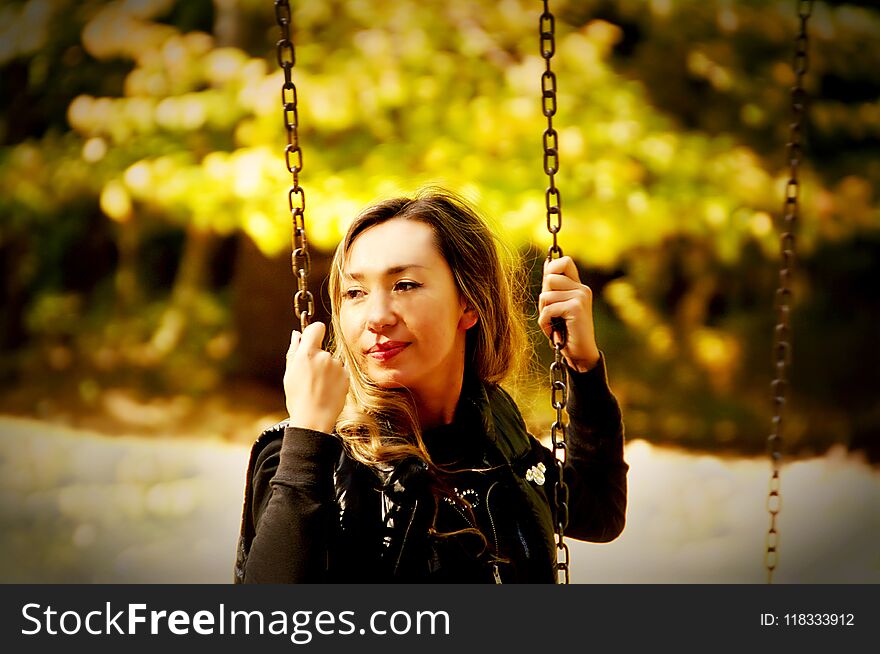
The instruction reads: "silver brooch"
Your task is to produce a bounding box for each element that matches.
[525,462,546,486]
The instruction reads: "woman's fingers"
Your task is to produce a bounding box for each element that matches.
[543,255,581,284]
[537,298,580,337]
[287,330,301,360]
[283,321,349,432]
[298,321,326,354]
[538,288,582,312]
[538,257,601,372]
[542,272,586,293]
[538,299,600,372]
[538,286,592,332]
[286,322,328,367]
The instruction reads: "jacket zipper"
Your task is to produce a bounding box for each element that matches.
[485,481,502,584]
[392,498,420,576]
[443,483,503,584]
[445,498,476,529]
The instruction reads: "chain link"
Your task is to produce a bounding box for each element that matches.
[274,0,313,330]
[765,0,813,584]
[540,0,571,585]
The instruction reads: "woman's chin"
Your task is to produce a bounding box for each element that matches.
[366,368,408,390]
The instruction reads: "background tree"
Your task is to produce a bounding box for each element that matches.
[0,0,877,458]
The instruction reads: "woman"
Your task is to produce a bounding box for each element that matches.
[234,189,628,583]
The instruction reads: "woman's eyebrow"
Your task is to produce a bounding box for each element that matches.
[345,264,427,281]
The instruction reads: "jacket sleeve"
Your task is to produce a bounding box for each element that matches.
[554,351,628,543]
[240,426,341,583]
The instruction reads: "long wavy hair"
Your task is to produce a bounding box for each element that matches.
[327,188,532,476]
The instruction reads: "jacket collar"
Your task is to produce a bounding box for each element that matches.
[423,367,497,442]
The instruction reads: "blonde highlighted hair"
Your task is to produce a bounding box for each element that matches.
[327,188,532,473]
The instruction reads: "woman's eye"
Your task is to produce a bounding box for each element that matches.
[395,281,421,292]
[344,289,364,300]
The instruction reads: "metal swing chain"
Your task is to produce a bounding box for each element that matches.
[765,0,813,584]
[274,0,314,330]
[540,0,571,585]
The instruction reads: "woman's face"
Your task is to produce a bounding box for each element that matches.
[339,217,477,396]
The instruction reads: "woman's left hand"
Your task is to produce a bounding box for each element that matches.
[538,255,601,373]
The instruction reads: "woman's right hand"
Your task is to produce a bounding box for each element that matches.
[284,321,350,433]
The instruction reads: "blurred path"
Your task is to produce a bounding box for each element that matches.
[1,417,877,583]
[573,440,879,583]
[0,416,246,583]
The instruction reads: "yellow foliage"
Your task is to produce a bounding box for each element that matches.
[100,181,133,223]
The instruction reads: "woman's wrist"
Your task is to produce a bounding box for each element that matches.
[288,419,335,434]
[565,350,601,374]
[276,425,340,488]
[287,410,336,434]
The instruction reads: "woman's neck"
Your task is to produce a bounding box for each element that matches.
[410,362,465,430]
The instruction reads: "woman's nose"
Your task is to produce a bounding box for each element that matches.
[365,292,397,332]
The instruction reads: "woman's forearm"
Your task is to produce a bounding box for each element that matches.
[241,427,340,583]
[561,352,629,542]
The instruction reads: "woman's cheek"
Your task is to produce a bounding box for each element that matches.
[339,308,359,338]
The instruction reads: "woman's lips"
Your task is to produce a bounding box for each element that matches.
[367,343,409,362]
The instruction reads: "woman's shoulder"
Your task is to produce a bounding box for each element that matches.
[485,384,526,426]
[249,419,289,465]
[258,418,290,443]
[481,383,533,462]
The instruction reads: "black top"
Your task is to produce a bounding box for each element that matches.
[235,353,628,583]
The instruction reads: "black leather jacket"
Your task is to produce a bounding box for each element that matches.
[234,353,628,583]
